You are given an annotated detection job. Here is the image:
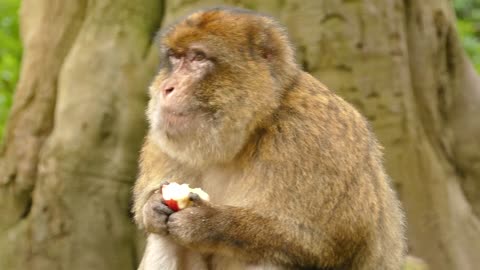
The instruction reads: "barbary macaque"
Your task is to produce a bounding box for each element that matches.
[133,7,406,270]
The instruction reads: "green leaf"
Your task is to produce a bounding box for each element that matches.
[0,0,21,140]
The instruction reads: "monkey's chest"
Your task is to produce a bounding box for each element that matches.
[210,255,284,269]
[199,167,248,206]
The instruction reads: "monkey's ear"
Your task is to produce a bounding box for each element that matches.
[251,19,293,64]
[254,25,277,61]
[260,39,275,61]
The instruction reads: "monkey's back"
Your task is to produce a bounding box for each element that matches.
[258,72,406,269]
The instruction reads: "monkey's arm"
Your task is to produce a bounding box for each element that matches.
[166,196,330,268]
[133,137,200,228]
[133,175,165,228]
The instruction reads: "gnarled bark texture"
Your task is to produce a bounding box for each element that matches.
[0,0,162,269]
[0,1,479,270]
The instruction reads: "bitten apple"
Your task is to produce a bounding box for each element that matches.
[161,183,209,211]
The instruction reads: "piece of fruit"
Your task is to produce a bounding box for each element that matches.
[161,183,209,211]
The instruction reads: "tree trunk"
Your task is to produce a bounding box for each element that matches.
[0,0,162,269]
[163,3,480,269]
[1,0,479,270]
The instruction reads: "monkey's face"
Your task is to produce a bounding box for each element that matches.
[149,47,215,138]
[147,10,289,167]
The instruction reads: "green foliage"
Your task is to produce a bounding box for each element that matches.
[0,0,21,140]
[455,0,480,72]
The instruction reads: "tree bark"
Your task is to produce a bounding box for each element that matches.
[1,0,479,270]
[0,0,162,269]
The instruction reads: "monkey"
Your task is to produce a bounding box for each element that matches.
[133,7,406,270]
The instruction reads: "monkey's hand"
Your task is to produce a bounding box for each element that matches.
[166,195,320,267]
[167,193,221,247]
[142,190,174,235]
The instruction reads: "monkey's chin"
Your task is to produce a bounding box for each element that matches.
[157,113,200,138]
[151,118,249,168]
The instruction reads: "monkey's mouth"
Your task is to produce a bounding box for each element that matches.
[164,112,190,126]
[158,107,200,136]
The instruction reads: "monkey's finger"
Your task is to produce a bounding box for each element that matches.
[158,180,170,191]
[153,203,174,215]
[160,180,170,186]
[189,192,201,202]
[149,181,169,198]
[152,180,171,196]
[188,192,210,207]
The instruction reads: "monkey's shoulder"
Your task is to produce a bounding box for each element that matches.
[278,74,370,141]
[261,73,376,166]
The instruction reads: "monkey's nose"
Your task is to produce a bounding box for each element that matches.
[164,87,175,97]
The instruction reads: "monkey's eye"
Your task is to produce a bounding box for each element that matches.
[192,52,206,62]
[167,49,181,61]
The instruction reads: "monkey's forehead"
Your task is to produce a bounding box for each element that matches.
[160,8,271,51]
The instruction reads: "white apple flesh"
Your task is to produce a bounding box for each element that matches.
[161,183,209,211]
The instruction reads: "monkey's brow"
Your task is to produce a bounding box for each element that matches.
[188,44,210,54]
[165,47,184,56]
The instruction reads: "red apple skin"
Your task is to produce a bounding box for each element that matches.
[161,184,181,212]
[165,199,180,212]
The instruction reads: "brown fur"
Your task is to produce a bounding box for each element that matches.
[133,7,406,270]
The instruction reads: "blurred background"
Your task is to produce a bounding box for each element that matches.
[0,0,19,139]
[0,1,479,270]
